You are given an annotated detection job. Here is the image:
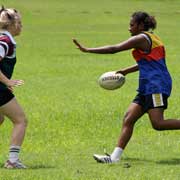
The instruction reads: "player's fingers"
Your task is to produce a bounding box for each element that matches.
[72,38,77,44]
[14,80,24,86]
[73,39,81,47]
[7,87,13,92]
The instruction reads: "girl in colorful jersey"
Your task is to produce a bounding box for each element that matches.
[73,11,180,163]
[0,6,27,168]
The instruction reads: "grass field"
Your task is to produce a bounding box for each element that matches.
[1,0,180,179]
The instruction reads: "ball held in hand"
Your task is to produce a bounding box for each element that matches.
[98,71,125,90]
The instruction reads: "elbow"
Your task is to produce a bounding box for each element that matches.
[109,47,118,54]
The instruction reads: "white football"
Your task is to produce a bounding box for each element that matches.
[98,71,125,90]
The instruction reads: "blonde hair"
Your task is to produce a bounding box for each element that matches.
[0,5,21,30]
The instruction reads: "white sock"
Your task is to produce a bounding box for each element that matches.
[9,145,21,163]
[111,147,123,161]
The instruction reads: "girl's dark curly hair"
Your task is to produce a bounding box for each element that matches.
[132,11,157,31]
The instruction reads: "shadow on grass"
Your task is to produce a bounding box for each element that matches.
[123,157,153,163]
[156,158,180,165]
[123,157,180,165]
[27,165,56,169]
[0,163,4,168]
[0,163,55,169]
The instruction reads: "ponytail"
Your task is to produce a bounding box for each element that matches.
[132,11,157,31]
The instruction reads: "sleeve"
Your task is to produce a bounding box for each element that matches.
[0,41,9,58]
[0,45,6,58]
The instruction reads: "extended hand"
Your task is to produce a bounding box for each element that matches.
[8,79,24,87]
[6,79,24,91]
[72,38,88,52]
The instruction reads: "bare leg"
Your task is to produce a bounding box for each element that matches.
[148,108,180,130]
[0,97,28,146]
[93,103,145,163]
[117,103,144,149]
[1,97,28,169]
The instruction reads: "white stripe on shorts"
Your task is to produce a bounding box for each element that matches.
[152,93,164,107]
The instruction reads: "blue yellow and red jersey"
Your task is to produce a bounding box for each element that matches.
[132,32,172,96]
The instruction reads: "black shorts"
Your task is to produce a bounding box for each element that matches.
[0,89,14,106]
[133,93,168,113]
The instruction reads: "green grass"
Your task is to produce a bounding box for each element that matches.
[1,0,180,179]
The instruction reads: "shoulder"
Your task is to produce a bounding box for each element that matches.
[0,34,15,55]
[0,35,14,46]
[127,34,149,50]
[143,32,164,48]
[129,33,153,52]
[128,34,149,44]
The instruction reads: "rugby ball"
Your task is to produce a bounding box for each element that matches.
[98,71,125,90]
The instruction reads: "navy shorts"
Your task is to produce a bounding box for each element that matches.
[133,93,168,113]
[0,89,14,106]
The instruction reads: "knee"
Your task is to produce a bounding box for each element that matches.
[14,114,28,128]
[21,116,28,128]
[23,117,28,128]
[123,112,134,127]
[151,122,163,131]
[18,118,28,130]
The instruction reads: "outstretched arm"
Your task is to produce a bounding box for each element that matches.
[73,34,148,54]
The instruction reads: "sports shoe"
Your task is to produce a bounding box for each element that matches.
[93,153,119,164]
[4,160,27,169]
